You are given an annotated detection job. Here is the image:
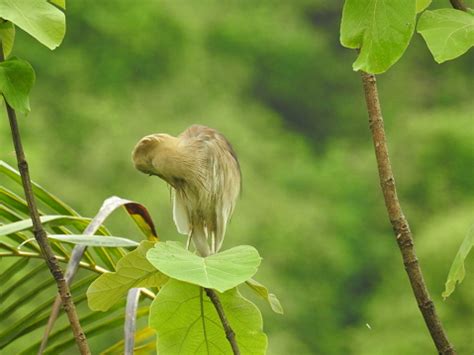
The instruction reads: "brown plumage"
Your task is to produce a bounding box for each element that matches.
[132,125,241,256]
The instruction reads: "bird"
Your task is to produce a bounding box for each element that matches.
[132,125,241,256]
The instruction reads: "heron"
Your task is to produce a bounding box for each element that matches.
[132,125,241,256]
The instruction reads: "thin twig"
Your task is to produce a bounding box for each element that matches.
[205,288,240,355]
[1,43,91,354]
[449,0,468,11]
[360,71,455,355]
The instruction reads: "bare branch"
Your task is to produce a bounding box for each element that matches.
[0,42,91,354]
[360,71,455,355]
[205,288,240,355]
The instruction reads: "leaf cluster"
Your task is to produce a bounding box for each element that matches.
[340,0,474,73]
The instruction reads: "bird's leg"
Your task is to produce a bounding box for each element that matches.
[210,232,216,254]
[186,230,193,251]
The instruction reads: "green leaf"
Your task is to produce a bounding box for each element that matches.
[0,215,95,236]
[0,0,65,49]
[0,186,29,215]
[49,0,65,10]
[340,0,416,74]
[87,241,167,311]
[417,9,474,63]
[97,196,159,241]
[416,0,431,13]
[0,57,35,114]
[442,227,473,299]
[146,242,261,293]
[246,278,284,314]
[0,160,79,216]
[0,21,15,57]
[149,279,267,355]
[48,234,139,247]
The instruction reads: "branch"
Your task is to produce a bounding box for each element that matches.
[0,45,91,354]
[360,72,455,355]
[205,288,240,355]
[449,0,468,11]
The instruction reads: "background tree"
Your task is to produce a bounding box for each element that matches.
[1,1,473,354]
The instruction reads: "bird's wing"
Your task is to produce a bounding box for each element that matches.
[172,191,190,235]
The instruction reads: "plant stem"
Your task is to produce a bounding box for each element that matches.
[360,72,455,355]
[1,48,91,354]
[205,288,240,355]
[449,0,468,11]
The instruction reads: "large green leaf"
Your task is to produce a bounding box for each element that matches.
[48,234,139,247]
[87,241,167,312]
[416,0,431,13]
[0,20,15,57]
[147,242,261,293]
[442,227,473,299]
[0,57,35,114]
[0,0,65,49]
[246,278,284,314]
[149,279,267,355]
[340,0,416,74]
[418,9,474,63]
[49,0,65,10]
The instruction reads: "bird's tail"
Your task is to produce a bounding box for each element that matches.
[191,226,211,257]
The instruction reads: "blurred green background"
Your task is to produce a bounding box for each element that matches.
[1,1,473,354]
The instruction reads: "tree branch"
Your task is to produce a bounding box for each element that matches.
[1,45,91,354]
[205,288,240,355]
[449,0,468,11]
[360,71,455,355]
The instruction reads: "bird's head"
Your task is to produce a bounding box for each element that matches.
[131,133,178,177]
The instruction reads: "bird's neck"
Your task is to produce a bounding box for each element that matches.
[154,139,204,188]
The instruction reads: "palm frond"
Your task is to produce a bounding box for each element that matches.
[0,161,156,354]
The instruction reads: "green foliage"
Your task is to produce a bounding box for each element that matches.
[0,0,65,49]
[416,0,432,13]
[246,278,284,315]
[149,279,267,355]
[0,21,15,57]
[1,1,472,353]
[48,234,139,247]
[49,0,66,10]
[0,161,78,215]
[340,0,416,73]
[147,242,261,293]
[350,207,474,354]
[418,9,474,63]
[442,226,473,299]
[0,57,34,113]
[0,214,99,236]
[0,162,155,353]
[87,240,167,312]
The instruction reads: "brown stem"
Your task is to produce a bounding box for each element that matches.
[1,45,91,354]
[449,0,468,11]
[205,288,240,355]
[360,72,455,355]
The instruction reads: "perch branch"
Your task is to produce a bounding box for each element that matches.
[449,0,468,11]
[205,288,240,355]
[1,45,91,354]
[360,71,455,355]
